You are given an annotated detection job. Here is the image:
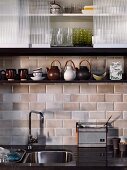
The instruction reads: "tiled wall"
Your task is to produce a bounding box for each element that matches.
[0,56,127,145]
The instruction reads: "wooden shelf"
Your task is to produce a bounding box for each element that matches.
[1,79,127,84]
[0,47,127,56]
[2,13,125,17]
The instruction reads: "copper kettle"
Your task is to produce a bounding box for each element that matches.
[47,59,62,80]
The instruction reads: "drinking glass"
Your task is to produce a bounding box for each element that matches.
[50,28,58,46]
[61,28,73,46]
[66,28,73,46]
[56,28,63,46]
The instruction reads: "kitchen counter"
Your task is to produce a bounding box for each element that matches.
[0,145,127,170]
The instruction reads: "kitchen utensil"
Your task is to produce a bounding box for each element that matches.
[6,69,17,81]
[47,59,61,80]
[56,28,63,46]
[103,115,112,126]
[93,72,106,80]
[33,72,43,77]
[18,69,28,80]
[64,60,76,81]
[77,60,91,80]
[33,68,42,72]
[50,0,61,14]
[119,143,127,157]
[92,58,106,75]
[30,77,45,81]
[0,70,6,80]
[32,68,43,77]
[112,137,121,150]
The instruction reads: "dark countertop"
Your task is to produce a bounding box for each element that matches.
[0,145,127,170]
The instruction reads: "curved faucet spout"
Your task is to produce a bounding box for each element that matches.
[28,110,44,146]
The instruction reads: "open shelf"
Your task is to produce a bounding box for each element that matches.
[29,13,93,17]
[0,47,127,56]
[1,79,127,84]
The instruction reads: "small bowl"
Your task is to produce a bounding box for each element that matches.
[33,68,42,73]
[33,72,43,77]
[93,72,106,80]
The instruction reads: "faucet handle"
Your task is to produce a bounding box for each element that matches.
[28,135,38,144]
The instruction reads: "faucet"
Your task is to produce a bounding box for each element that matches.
[28,110,44,150]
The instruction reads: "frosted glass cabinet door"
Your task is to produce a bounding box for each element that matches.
[0,0,50,48]
[93,0,127,48]
[0,0,29,47]
[29,0,50,48]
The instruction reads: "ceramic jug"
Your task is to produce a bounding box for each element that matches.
[77,60,91,80]
[64,60,76,81]
[47,59,61,80]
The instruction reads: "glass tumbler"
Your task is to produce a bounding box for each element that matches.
[56,28,63,46]
[0,153,8,163]
[66,28,73,46]
[50,28,58,46]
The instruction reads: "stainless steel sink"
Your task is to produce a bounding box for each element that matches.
[23,150,73,164]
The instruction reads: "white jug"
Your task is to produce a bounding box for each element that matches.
[64,60,76,81]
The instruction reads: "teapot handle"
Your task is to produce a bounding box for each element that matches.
[64,60,76,70]
[79,60,91,71]
[51,59,62,69]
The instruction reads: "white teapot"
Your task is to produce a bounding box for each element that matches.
[64,60,76,81]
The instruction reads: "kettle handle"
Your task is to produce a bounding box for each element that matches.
[79,60,91,71]
[51,59,62,69]
[64,60,76,70]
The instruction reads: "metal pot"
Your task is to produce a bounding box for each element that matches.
[77,60,91,80]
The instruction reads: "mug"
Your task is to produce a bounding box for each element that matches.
[18,69,28,80]
[6,69,16,80]
[0,70,6,80]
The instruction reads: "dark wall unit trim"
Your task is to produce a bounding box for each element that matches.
[0,47,127,56]
[1,79,127,83]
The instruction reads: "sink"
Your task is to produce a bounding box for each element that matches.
[23,150,73,164]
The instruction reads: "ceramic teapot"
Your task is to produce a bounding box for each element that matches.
[64,60,76,81]
[77,60,91,80]
[47,59,61,80]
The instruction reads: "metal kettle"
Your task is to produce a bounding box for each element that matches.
[77,60,91,80]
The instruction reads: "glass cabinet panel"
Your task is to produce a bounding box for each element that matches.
[0,0,50,48]
[93,0,127,48]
